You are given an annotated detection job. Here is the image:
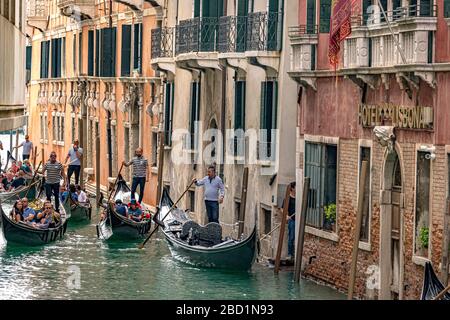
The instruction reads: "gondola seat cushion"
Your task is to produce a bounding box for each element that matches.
[180,220,222,246]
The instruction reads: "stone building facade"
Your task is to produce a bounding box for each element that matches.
[290,0,450,299]
[26,0,161,207]
[151,0,298,255]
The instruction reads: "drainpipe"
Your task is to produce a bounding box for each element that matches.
[107,0,113,178]
[219,0,227,178]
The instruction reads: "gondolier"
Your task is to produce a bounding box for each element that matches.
[65,140,83,185]
[43,151,66,211]
[192,166,225,224]
[13,135,33,160]
[123,147,149,204]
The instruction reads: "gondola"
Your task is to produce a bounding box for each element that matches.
[421,262,450,300]
[156,188,258,270]
[0,178,40,202]
[62,195,91,222]
[96,176,152,239]
[0,194,68,246]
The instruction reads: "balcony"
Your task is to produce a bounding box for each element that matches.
[26,0,48,31]
[58,0,95,21]
[151,27,176,75]
[287,25,318,90]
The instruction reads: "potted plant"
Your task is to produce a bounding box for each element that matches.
[324,203,336,231]
[419,226,429,249]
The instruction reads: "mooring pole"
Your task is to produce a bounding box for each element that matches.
[15,130,19,160]
[156,133,165,203]
[238,167,249,237]
[33,146,37,168]
[348,160,369,300]
[441,199,450,286]
[274,184,292,274]
[294,177,310,283]
[95,134,101,207]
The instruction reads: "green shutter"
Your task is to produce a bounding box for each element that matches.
[307,0,316,34]
[272,81,278,130]
[363,0,370,24]
[51,39,57,78]
[133,23,142,73]
[194,0,200,17]
[121,25,132,76]
[237,0,248,15]
[101,27,117,77]
[234,81,246,130]
[320,0,331,33]
[268,0,279,12]
[445,0,450,18]
[88,30,94,76]
[95,29,100,76]
[164,83,175,146]
[26,46,32,70]
[260,82,266,129]
[112,27,117,77]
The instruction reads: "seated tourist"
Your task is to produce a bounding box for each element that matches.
[60,185,68,202]
[34,201,60,228]
[21,197,36,223]
[10,161,19,174]
[75,185,87,203]
[12,200,24,222]
[113,199,128,217]
[21,160,33,175]
[128,200,143,222]
[2,172,14,191]
[11,170,26,189]
[68,184,78,202]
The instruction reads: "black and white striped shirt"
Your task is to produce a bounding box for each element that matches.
[44,161,63,184]
[131,156,148,178]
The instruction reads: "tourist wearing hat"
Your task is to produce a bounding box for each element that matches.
[128,199,143,222]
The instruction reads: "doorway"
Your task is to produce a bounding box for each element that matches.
[379,148,403,300]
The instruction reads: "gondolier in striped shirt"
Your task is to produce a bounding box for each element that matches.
[123,147,149,204]
[42,151,66,211]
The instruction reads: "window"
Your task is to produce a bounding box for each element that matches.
[95,29,100,76]
[40,112,49,142]
[134,23,143,74]
[124,127,130,180]
[319,0,331,33]
[111,123,118,177]
[415,151,431,257]
[151,132,158,167]
[235,200,241,225]
[73,34,77,75]
[78,32,82,74]
[362,0,371,25]
[359,147,371,242]
[164,82,175,146]
[306,0,316,34]
[51,38,64,78]
[445,0,450,18]
[100,27,117,77]
[3,0,9,21]
[71,115,77,142]
[121,24,132,76]
[88,30,94,76]
[305,142,337,231]
[40,40,50,79]
[259,81,278,160]
[233,80,246,156]
[26,45,32,71]
[188,190,196,213]
[261,207,272,235]
[189,81,201,150]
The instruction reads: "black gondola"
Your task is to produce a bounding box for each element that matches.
[156,188,258,270]
[0,196,68,246]
[62,195,91,222]
[421,262,450,300]
[96,176,152,239]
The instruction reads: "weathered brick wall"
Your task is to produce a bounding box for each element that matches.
[299,138,447,300]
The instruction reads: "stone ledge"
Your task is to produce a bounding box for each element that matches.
[412,255,430,267]
[358,241,371,252]
[305,226,339,242]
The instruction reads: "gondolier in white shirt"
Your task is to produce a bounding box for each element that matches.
[123,147,149,204]
[13,135,33,160]
[192,166,225,224]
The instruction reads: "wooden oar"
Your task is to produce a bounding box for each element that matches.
[138,180,195,250]
[259,223,281,241]
[434,283,450,300]
[24,161,42,199]
[99,163,125,223]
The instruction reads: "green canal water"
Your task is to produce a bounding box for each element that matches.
[0,204,344,300]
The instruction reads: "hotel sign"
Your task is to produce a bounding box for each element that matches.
[359,104,434,130]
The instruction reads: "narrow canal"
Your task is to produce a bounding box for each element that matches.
[0,204,344,300]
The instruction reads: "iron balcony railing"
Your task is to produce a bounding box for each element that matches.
[352,4,437,27]
[175,17,219,55]
[246,11,283,52]
[218,15,248,53]
[151,27,175,59]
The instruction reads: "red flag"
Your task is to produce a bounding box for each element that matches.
[328,0,353,68]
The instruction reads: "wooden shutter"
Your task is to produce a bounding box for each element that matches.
[112,27,117,77]
[307,0,316,33]
[271,81,278,130]
[95,29,100,76]
[164,83,174,146]
[237,0,248,15]
[51,39,57,78]
[88,30,94,76]
[194,0,200,17]
[121,25,132,76]
[234,81,246,130]
[305,142,323,228]
[26,46,32,70]
[102,27,116,77]
[320,0,331,32]
[324,145,337,206]
[260,81,267,129]
[268,0,279,12]
[133,23,142,73]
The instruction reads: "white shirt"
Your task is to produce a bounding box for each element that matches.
[77,191,87,203]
